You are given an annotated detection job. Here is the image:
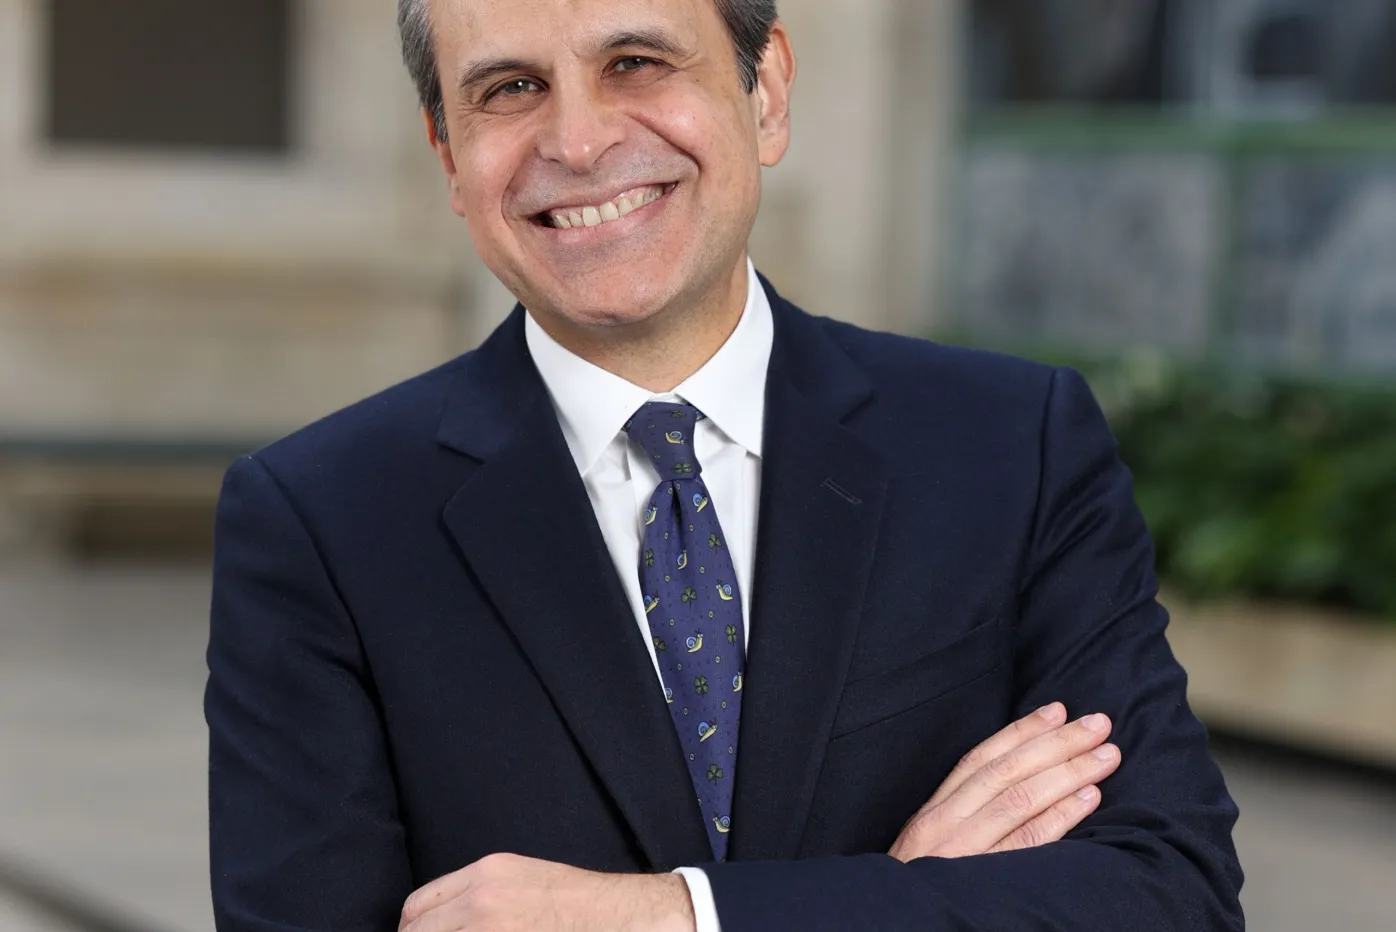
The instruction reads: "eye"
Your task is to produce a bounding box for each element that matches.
[613,56,656,74]
[488,77,542,100]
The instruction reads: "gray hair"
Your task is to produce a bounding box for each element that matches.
[397,0,778,141]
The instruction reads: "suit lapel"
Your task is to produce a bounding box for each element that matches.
[437,311,712,870]
[729,287,890,861]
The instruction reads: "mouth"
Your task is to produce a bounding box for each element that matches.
[532,182,677,231]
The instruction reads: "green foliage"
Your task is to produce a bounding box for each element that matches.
[1063,352,1396,623]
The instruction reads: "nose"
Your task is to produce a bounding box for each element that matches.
[535,80,626,173]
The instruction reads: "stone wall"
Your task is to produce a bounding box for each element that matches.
[0,0,480,440]
[0,0,959,450]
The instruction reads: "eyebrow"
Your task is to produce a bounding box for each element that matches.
[457,57,535,97]
[600,28,690,58]
[455,29,693,97]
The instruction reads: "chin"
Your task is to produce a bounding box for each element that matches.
[531,268,687,330]
[545,289,671,330]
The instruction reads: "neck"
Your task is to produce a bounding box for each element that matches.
[532,257,750,393]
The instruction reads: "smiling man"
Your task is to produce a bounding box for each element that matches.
[205,1,1244,930]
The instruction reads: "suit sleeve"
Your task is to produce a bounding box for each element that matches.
[701,367,1245,931]
[205,454,413,932]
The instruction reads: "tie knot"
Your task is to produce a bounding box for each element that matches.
[624,402,704,479]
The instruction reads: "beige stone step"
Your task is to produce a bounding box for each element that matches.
[1165,590,1396,768]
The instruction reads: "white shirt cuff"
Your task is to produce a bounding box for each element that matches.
[672,866,723,932]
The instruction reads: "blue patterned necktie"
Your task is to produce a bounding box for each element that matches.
[625,402,746,861]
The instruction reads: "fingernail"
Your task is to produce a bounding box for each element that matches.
[1077,786,1098,801]
[1080,713,1108,732]
[1093,744,1117,761]
[1037,702,1064,721]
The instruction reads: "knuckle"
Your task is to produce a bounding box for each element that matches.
[984,752,1020,785]
[957,746,986,773]
[401,891,427,924]
[1014,818,1048,849]
[898,822,932,857]
[1050,794,1090,833]
[998,780,1037,816]
[906,808,943,842]
[474,851,516,878]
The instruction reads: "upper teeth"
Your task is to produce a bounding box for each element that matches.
[549,185,666,229]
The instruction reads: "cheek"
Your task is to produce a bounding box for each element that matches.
[455,131,530,229]
[646,84,755,180]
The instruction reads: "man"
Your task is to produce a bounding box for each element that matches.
[205,0,1244,929]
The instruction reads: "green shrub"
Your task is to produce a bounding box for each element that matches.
[1057,352,1396,623]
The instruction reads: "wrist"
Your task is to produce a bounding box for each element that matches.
[614,872,695,932]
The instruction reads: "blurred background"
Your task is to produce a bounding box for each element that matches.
[1,1,1394,930]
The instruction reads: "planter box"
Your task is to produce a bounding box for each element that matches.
[1164,591,1396,768]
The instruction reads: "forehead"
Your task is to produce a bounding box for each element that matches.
[431,0,719,57]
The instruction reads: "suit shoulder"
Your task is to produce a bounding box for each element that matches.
[245,353,472,487]
[802,314,1066,477]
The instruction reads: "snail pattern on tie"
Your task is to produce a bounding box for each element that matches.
[624,401,746,861]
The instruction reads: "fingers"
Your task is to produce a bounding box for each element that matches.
[988,783,1104,854]
[925,702,1068,809]
[927,717,1118,857]
[890,709,1121,862]
[941,712,1114,821]
[922,742,1118,859]
[970,741,1121,843]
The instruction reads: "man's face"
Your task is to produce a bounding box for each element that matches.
[428,0,792,332]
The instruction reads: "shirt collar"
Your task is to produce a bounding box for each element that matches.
[525,257,772,476]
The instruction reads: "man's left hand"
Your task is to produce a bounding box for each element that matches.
[398,853,696,932]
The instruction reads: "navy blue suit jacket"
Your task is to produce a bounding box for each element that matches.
[206,278,1243,930]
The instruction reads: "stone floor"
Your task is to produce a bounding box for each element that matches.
[1,563,1393,932]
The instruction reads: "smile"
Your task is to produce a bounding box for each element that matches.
[537,183,676,230]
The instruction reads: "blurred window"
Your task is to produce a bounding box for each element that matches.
[45,0,294,152]
[953,0,1396,374]
[967,0,1396,116]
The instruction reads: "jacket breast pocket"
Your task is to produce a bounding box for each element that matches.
[831,615,1006,738]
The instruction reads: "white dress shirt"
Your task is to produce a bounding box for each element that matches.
[524,257,771,932]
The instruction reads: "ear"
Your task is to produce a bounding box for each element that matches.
[424,107,469,218]
[753,21,796,168]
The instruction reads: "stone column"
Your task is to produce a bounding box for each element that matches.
[751,0,962,335]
